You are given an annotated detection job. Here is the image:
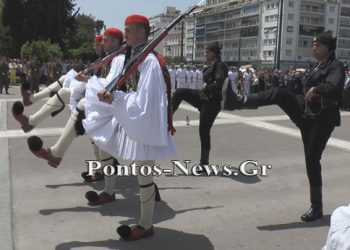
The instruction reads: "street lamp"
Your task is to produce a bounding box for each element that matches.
[180,20,184,63]
[167,46,171,57]
[276,0,284,70]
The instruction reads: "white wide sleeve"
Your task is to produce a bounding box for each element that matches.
[103,54,125,85]
[87,54,125,89]
[111,54,168,146]
[63,69,78,88]
[69,78,87,111]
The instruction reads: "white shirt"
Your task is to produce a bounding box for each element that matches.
[169,68,176,92]
[228,70,238,92]
[103,55,126,85]
[195,69,204,89]
[70,55,125,111]
[186,70,195,89]
[176,68,187,88]
[243,71,252,94]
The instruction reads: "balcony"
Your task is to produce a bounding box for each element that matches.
[299,20,324,26]
[205,36,225,42]
[299,16,324,26]
[300,6,325,14]
[225,34,241,40]
[241,21,259,27]
[198,0,260,17]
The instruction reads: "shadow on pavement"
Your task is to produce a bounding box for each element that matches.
[167,168,261,184]
[46,182,103,189]
[55,227,214,250]
[40,179,222,225]
[257,214,330,231]
[39,199,221,225]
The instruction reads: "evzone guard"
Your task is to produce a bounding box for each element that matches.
[12,35,105,182]
[93,14,177,240]
[21,28,127,205]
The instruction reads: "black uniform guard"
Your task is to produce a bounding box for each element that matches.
[172,42,228,166]
[230,31,345,222]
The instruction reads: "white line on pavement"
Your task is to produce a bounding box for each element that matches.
[2,103,350,153]
[179,103,350,153]
[0,101,14,250]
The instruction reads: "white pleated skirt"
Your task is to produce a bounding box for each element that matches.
[83,77,177,161]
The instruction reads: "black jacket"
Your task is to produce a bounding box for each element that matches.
[203,58,228,101]
[303,53,345,126]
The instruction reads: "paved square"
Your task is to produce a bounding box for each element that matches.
[1,85,350,250]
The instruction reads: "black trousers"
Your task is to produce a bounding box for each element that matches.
[0,76,9,93]
[343,87,350,110]
[30,76,40,93]
[172,88,221,164]
[257,87,335,187]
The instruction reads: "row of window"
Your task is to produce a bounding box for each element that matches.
[337,50,350,58]
[342,7,350,17]
[339,28,350,38]
[340,17,350,27]
[300,16,324,25]
[265,14,278,22]
[300,4,326,13]
[338,39,350,48]
[242,5,260,15]
[263,50,314,58]
[264,14,334,25]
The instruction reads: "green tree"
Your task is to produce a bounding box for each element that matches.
[95,19,105,35]
[0,0,4,15]
[0,23,11,56]
[2,0,76,57]
[0,0,8,56]
[68,42,94,60]
[21,40,63,63]
[2,0,25,56]
[69,14,105,46]
[70,14,97,47]
[66,14,104,60]
[22,0,76,50]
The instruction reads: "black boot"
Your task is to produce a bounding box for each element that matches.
[300,186,323,222]
[236,93,260,109]
[200,149,210,166]
[197,150,210,175]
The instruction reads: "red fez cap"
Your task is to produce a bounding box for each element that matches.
[104,28,123,39]
[95,34,103,43]
[125,14,149,25]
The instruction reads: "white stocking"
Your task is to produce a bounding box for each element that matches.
[49,98,85,158]
[28,87,71,127]
[30,77,64,103]
[99,149,116,195]
[137,160,156,229]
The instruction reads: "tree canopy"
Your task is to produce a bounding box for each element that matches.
[21,40,63,62]
[1,0,104,58]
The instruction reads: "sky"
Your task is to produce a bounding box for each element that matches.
[74,0,201,32]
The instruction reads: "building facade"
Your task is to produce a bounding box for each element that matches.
[193,0,348,68]
[149,7,184,60]
[150,1,349,68]
[338,0,350,63]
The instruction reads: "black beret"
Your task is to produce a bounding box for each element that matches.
[313,31,337,51]
[206,42,221,55]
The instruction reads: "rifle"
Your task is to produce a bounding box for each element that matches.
[104,2,203,92]
[82,45,127,76]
